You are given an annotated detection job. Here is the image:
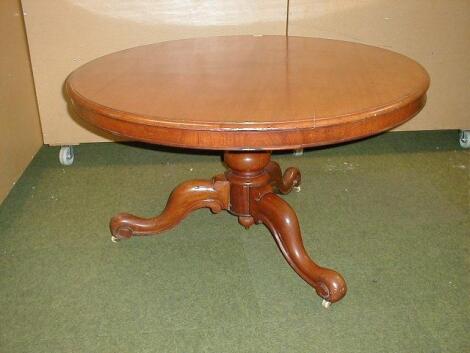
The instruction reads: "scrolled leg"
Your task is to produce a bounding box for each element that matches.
[110,178,230,240]
[265,161,301,194]
[251,192,347,304]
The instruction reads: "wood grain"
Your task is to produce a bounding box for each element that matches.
[66,35,429,150]
[251,192,347,303]
[110,151,346,304]
[110,177,229,239]
[68,35,430,306]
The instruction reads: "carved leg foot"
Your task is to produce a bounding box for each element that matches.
[238,216,255,229]
[110,177,229,240]
[265,161,301,194]
[251,192,347,304]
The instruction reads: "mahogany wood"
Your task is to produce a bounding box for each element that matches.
[251,192,346,303]
[109,152,347,304]
[66,35,429,150]
[110,177,229,239]
[265,161,301,194]
[66,36,430,306]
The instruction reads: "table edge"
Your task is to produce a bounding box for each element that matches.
[67,88,427,150]
[66,78,429,132]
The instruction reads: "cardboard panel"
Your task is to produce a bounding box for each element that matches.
[21,0,287,145]
[0,0,43,203]
[288,0,470,131]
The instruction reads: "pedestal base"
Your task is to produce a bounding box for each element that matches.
[110,151,347,306]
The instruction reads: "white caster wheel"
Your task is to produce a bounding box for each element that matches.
[293,186,301,192]
[59,145,74,166]
[459,130,470,148]
[111,235,120,243]
[322,299,331,309]
[293,148,304,156]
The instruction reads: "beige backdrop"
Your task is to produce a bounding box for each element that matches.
[22,0,469,145]
[21,0,287,145]
[0,0,43,203]
[289,0,470,132]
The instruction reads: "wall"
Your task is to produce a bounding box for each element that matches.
[0,0,43,203]
[21,0,287,145]
[21,1,470,146]
[289,0,470,131]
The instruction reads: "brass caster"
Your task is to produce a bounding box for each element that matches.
[322,299,331,309]
[111,235,120,243]
[293,186,301,192]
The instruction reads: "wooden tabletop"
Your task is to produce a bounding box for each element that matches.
[67,35,429,150]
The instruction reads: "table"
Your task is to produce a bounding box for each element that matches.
[66,35,429,308]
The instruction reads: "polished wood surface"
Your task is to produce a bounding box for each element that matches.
[265,161,301,194]
[110,152,347,304]
[110,177,229,239]
[67,36,429,307]
[251,192,346,303]
[67,35,429,150]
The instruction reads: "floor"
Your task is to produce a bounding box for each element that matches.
[0,131,468,353]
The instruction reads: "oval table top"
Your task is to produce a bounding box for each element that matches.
[66,35,430,150]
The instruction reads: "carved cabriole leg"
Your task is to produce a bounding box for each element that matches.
[224,151,347,304]
[250,191,347,304]
[110,150,347,305]
[265,161,301,194]
[110,176,229,240]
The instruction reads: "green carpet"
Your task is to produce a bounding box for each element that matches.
[0,131,468,352]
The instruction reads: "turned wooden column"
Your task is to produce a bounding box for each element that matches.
[223,151,272,228]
